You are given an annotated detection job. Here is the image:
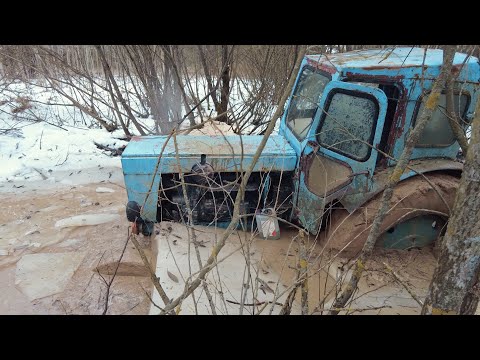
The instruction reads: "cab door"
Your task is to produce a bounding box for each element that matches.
[294,81,388,234]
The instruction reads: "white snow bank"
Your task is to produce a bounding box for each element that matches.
[0,77,279,185]
[96,186,115,193]
[55,214,121,228]
[0,121,127,182]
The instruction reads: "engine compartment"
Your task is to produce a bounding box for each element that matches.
[156,169,295,227]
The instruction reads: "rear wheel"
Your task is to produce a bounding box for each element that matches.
[324,174,459,257]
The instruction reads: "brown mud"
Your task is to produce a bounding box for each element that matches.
[0,167,443,315]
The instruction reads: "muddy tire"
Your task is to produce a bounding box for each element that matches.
[325,174,460,257]
[141,221,154,237]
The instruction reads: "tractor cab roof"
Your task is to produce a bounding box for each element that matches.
[306,47,480,81]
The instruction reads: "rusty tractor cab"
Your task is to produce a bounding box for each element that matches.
[121,48,479,254]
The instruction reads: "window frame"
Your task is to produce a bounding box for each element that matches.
[286,65,332,141]
[316,88,380,162]
[412,90,471,148]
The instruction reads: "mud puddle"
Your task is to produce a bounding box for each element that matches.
[0,167,443,315]
[0,171,152,315]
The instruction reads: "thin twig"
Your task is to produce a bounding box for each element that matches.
[299,230,309,315]
[172,131,217,315]
[312,305,392,314]
[329,46,456,315]
[140,284,165,312]
[102,231,131,315]
[226,299,284,307]
[159,46,308,315]
[130,232,173,313]
[383,261,424,307]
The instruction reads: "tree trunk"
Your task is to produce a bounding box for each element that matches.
[197,45,220,113]
[219,45,231,124]
[446,68,469,154]
[329,46,456,315]
[100,56,131,137]
[94,45,146,136]
[162,46,196,127]
[422,98,480,315]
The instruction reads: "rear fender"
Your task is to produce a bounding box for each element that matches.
[338,159,463,213]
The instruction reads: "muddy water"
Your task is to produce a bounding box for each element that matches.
[0,174,153,315]
[0,167,440,315]
[255,229,437,314]
[148,221,437,315]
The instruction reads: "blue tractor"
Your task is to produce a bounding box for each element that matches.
[121,48,480,255]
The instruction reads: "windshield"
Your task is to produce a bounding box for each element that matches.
[286,66,330,140]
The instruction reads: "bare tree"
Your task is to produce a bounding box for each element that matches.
[422,97,480,315]
[0,45,305,137]
[328,45,457,314]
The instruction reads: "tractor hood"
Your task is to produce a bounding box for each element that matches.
[121,134,297,175]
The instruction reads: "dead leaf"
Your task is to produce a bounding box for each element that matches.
[193,240,206,247]
[257,278,274,294]
[167,270,179,283]
[260,285,274,294]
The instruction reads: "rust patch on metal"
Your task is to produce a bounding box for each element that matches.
[451,64,463,74]
[388,88,408,152]
[360,64,420,70]
[344,72,404,83]
[298,152,311,173]
[306,58,337,74]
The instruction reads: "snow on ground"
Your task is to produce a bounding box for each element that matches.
[0,76,278,185]
[0,121,127,183]
[0,80,130,183]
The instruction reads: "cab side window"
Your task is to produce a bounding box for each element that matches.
[317,90,379,161]
[414,93,470,147]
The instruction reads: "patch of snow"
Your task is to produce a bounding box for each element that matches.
[188,120,236,136]
[55,213,120,228]
[13,241,31,251]
[39,205,63,212]
[0,120,126,183]
[57,238,83,248]
[24,229,40,236]
[96,186,115,193]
